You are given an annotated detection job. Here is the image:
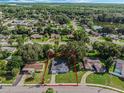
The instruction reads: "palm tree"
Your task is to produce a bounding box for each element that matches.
[58,44,68,57]
[66,41,87,70]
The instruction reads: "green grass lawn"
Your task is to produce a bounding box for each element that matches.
[61,35,69,42]
[119,39,124,42]
[0,76,16,84]
[25,72,42,84]
[86,73,124,90]
[56,71,85,83]
[87,50,99,57]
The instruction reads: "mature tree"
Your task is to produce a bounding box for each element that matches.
[105,57,114,72]
[77,42,87,69]
[7,56,23,71]
[12,68,20,76]
[93,41,121,59]
[16,36,25,47]
[14,25,30,35]
[18,43,44,63]
[66,41,87,70]
[58,44,69,57]
[73,30,89,43]
[0,60,7,75]
[0,51,10,59]
[43,44,53,58]
[54,15,70,25]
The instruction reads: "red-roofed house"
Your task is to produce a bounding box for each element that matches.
[22,63,43,74]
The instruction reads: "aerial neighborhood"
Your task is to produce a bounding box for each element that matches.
[0,3,124,93]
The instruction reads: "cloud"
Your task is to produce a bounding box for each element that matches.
[0,0,92,3]
[0,0,124,3]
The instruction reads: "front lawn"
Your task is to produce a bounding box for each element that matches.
[0,76,16,84]
[24,72,42,84]
[56,71,85,83]
[86,73,124,90]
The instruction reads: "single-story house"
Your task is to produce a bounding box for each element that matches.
[67,34,74,39]
[111,59,124,78]
[106,34,119,40]
[31,34,42,39]
[11,20,34,27]
[93,25,103,30]
[0,35,9,39]
[0,41,8,46]
[83,57,106,73]
[1,47,16,52]
[119,35,124,39]
[22,63,43,74]
[51,34,60,39]
[90,31,100,37]
[51,59,69,74]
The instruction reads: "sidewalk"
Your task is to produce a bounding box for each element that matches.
[50,74,56,84]
[80,71,93,84]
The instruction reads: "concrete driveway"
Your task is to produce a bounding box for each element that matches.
[0,85,119,93]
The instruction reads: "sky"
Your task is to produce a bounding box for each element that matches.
[0,0,124,3]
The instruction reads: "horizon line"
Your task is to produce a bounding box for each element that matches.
[0,2,124,4]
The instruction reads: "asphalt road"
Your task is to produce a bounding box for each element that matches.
[0,85,118,93]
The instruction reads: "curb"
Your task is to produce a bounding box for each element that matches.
[0,84,12,86]
[85,83,124,93]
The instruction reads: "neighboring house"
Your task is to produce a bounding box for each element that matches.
[119,35,124,39]
[11,20,35,27]
[51,59,69,74]
[93,25,103,30]
[11,20,27,26]
[83,57,106,73]
[0,35,9,39]
[90,31,100,37]
[1,47,16,52]
[0,41,9,46]
[111,59,124,78]
[22,63,43,74]
[51,34,60,39]
[106,34,119,40]
[31,34,42,39]
[67,34,74,39]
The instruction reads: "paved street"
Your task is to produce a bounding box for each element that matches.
[0,85,118,93]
